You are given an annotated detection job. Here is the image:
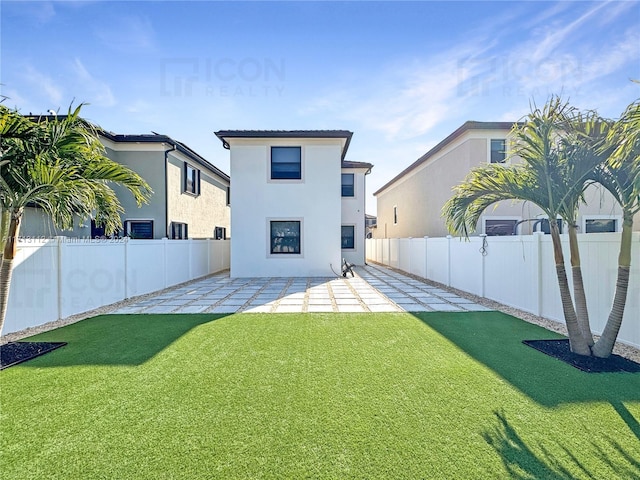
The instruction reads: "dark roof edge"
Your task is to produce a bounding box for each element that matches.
[101,131,229,182]
[214,130,353,161]
[373,121,518,196]
[342,160,373,174]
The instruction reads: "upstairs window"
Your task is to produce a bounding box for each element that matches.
[342,173,355,197]
[490,139,506,163]
[184,163,201,195]
[271,146,301,180]
[341,225,355,249]
[270,220,301,254]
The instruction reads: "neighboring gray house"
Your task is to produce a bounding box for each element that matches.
[22,131,230,240]
[374,121,635,239]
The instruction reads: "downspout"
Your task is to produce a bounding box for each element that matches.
[164,143,177,238]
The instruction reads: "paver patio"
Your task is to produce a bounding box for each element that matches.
[110,264,493,315]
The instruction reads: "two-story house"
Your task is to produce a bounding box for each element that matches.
[214,130,372,277]
[22,131,231,240]
[374,121,634,239]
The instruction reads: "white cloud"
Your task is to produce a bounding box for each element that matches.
[72,59,116,107]
[94,15,156,52]
[22,65,64,106]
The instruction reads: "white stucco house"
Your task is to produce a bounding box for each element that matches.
[214,130,372,277]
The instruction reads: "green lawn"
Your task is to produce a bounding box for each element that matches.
[1,312,639,479]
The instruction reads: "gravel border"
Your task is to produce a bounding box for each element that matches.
[2,265,638,364]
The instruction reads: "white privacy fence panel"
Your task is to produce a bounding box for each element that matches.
[5,237,230,335]
[449,237,484,297]
[367,233,640,349]
[425,238,450,286]
[483,236,541,315]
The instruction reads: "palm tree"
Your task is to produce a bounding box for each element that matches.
[443,97,593,355]
[0,104,152,335]
[590,99,640,358]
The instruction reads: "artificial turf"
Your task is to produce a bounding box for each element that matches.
[1,312,638,479]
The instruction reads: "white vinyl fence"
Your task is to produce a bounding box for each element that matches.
[5,237,230,335]
[367,233,640,349]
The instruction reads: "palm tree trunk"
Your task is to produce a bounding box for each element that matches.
[0,208,9,264]
[550,224,591,356]
[568,224,594,346]
[592,217,633,358]
[0,211,21,336]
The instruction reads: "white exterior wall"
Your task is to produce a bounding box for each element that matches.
[341,168,368,265]
[229,139,342,277]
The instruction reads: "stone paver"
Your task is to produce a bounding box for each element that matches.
[109,264,493,315]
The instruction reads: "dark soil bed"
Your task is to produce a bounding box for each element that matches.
[0,342,67,370]
[523,339,640,373]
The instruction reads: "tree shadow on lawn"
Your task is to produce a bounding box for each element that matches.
[5,314,229,368]
[483,409,640,479]
[413,311,640,408]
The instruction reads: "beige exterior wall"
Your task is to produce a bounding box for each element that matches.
[375,128,635,238]
[166,152,230,239]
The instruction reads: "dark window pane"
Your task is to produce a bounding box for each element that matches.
[185,163,200,194]
[271,147,301,179]
[342,173,355,196]
[491,139,506,163]
[485,219,517,236]
[270,221,301,254]
[585,219,616,233]
[126,220,153,239]
[341,225,355,249]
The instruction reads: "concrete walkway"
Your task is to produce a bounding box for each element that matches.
[110,264,492,315]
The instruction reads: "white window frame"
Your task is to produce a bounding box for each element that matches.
[268,146,304,183]
[184,162,201,196]
[341,173,355,197]
[582,215,622,233]
[482,216,521,236]
[488,138,508,164]
[267,218,304,258]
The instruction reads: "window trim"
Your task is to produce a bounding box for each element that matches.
[341,225,356,250]
[170,222,188,240]
[214,226,227,240]
[184,162,201,196]
[269,146,303,182]
[341,173,355,197]
[483,216,521,236]
[582,215,621,233]
[267,218,303,257]
[124,219,154,239]
[489,138,507,164]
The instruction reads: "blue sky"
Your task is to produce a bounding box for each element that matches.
[2,1,639,214]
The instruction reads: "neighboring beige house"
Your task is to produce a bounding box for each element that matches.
[374,121,636,239]
[22,132,230,240]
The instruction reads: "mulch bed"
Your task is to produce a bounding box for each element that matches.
[523,339,640,373]
[0,342,67,370]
